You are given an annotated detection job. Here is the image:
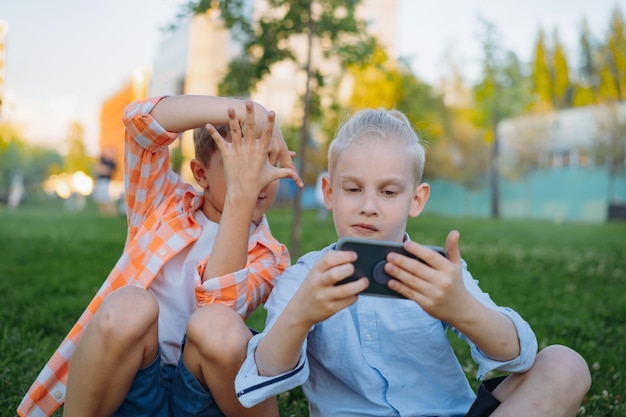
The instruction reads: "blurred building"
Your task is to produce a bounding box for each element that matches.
[425,103,626,223]
[98,68,150,193]
[498,103,626,172]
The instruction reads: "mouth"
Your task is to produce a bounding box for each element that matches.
[352,223,378,233]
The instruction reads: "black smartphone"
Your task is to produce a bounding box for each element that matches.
[335,237,447,298]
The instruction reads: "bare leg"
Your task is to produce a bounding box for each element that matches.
[491,344,591,417]
[184,304,279,417]
[63,287,159,417]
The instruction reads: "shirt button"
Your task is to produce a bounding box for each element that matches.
[365,334,372,341]
[53,390,63,400]
[188,228,197,237]
[158,248,167,256]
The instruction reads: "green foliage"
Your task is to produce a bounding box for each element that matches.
[552,30,572,108]
[530,30,554,111]
[63,121,92,174]
[575,18,599,104]
[187,0,376,99]
[2,204,625,416]
[0,122,63,203]
[473,19,532,128]
[169,140,184,174]
[604,7,626,101]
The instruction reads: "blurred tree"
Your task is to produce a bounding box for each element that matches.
[170,140,184,175]
[0,121,63,203]
[346,47,448,179]
[530,29,554,111]
[0,123,24,202]
[593,104,626,203]
[395,68,448,181]
[598,63,621,101]
[430,105,488,190]
[64,121,92,174]
[552,30,572,109]
[186,0,376,257]
[24,146,64,197]
[348,46,404,110]
[603,7,626,102]
[473,19,532,218]
[573,18,599,106]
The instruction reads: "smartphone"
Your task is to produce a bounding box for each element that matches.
[335,237,447,298]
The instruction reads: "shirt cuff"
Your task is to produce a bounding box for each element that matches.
[235,333,309,408]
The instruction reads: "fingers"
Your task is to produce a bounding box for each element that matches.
[315,250,357,285]
[217,101,304,188]
[244,100,256,142]
[260,111,276,152]
[314,250,369,293]
[206,123,226,150]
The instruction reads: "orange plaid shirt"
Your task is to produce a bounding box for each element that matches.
[17,96,290,417]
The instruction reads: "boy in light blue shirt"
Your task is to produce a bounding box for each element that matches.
[235,108,591,416]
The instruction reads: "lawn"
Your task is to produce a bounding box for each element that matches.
[1,201,624,416]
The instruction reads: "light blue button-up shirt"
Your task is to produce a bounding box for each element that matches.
[236,243,538,417]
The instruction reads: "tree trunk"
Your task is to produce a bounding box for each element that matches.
[490,121,500,219]
[289,2,314,259]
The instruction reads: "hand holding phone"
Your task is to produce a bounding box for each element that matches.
[335,237,447,298]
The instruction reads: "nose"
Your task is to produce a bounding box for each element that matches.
[359,192,379,216]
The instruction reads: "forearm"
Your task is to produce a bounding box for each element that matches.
[454,298,521,361]
[150,95,267,132]
[255,305,311,376]
[202,193,257,281]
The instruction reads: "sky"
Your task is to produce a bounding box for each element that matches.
[1,0,623,156]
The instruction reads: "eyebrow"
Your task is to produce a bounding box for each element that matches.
[339,174,409,187]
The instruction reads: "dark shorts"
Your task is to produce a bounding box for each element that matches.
[112,340,226,417]
[464,376,507,417]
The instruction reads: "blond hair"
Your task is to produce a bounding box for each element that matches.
[328,109,426,184]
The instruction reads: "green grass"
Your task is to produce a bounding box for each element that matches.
[1,201,625,416]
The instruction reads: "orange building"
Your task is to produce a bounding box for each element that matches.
[98,70,149,183]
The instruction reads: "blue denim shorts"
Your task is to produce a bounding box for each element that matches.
[112,343,225,417]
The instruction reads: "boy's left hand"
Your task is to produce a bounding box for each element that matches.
[385,230,473,323]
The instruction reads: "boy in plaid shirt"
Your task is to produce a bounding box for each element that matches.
[18,95,302,417]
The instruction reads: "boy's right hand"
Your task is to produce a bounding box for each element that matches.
[288,250,369,328]
[208,101,302,198]
[255,249,368,378]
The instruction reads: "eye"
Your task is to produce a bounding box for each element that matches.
[343,185,361,193]
[381,189,397,196]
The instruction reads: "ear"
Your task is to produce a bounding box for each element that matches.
[321,174,333,210]
[409,182,430,218]
[190,158,209,189]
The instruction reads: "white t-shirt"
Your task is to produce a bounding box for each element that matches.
[149,210,218,365]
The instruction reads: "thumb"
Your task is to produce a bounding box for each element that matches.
[271,166,303,185]
[277,152,303,187]
[445,230,462,265]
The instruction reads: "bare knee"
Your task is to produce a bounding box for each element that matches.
[535,344,591,396]
[186,304,250,363]
[91,287,159,343]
